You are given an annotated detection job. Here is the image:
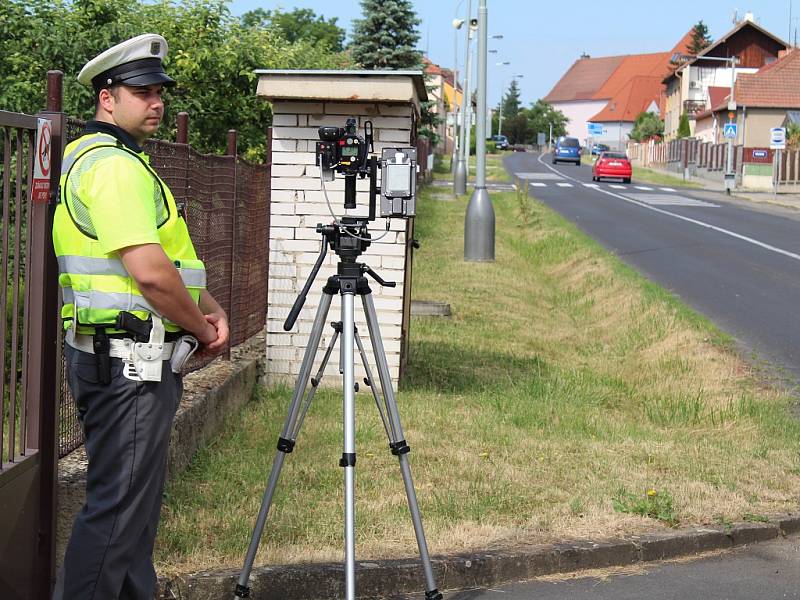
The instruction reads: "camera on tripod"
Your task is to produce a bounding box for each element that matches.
[315,117,418,218]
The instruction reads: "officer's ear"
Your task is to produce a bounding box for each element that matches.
[96,86,119,115]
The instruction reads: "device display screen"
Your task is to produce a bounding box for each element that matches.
[341,145,359,157]
[385,163,412,196]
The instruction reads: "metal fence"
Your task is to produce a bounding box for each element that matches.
[58,104,271,457]
[0,73,64,599]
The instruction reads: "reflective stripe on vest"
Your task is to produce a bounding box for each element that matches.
[57,255,206,288]
[60,133,118,176]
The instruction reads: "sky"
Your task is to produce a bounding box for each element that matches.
[228,0,798,108]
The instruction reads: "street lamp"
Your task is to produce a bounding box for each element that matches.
[465,0,494,261]
[672,52,738,193]
[454,0,474,195]
[450,14,465,172]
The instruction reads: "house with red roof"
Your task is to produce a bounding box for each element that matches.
[543,30,693,149]
[662,15,789,140]
[423,57,464,153]
[694,47,800,147]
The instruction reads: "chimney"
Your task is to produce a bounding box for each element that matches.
[580,52,590,59]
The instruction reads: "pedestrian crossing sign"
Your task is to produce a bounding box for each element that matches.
[723,123,737,139]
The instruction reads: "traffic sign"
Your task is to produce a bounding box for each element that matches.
[723,123,737,139]
[31,118,52,204]
[752,150,768,158]
[587,122,603,136]
[770,127,786,150]
[537,132,546,146]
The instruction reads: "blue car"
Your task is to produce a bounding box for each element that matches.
[552,137,581,165]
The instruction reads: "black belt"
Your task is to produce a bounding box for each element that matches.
[95,331,187,342]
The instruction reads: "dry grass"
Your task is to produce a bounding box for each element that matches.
[155,185,800,576]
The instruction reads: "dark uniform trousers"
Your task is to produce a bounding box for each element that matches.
[54,344,182,600]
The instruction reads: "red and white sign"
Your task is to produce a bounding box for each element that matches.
[31,118,52,204]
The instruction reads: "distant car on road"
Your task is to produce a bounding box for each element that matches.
[552,136,581,165]
[591,143,610,155]
[491,134,509,150]
[592,151,632,183]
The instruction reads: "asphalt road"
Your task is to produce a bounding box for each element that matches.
[504,151,800,386]
[436,535,800,600]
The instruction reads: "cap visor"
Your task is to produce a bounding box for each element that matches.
[121,72,176,87]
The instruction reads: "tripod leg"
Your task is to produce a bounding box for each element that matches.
[341,292,357,600]
[234,292,334,599]
[361,292,443,600]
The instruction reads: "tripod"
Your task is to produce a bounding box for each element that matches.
[234,219,442,600]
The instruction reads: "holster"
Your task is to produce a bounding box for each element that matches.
[92,328,111,384]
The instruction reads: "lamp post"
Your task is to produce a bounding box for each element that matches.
[453,0,473,195]
[672,52,738,193]
[465,0,494,261]
[450,14,465,172]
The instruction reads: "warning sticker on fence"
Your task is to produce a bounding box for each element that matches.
[31,118,52,204]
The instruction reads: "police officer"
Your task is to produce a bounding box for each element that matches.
[52,34,229,599]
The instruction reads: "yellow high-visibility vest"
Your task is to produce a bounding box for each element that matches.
[53,132,206,334]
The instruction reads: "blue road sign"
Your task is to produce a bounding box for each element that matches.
[587,122,603,136]
[723,123,737,139]
[752,150,768,158]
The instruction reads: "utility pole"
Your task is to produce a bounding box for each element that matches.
[464,0,494,261]
[454,0,472,195]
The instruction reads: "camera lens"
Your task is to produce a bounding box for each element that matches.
[318,127,344,141]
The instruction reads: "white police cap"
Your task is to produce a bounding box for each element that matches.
[78,33,176,90]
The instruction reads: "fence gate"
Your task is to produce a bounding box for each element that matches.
[0,77,63,600]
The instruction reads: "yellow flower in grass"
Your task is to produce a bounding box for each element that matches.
[647,489,657,497]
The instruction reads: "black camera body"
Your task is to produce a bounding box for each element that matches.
[314,117,417,218]
[316,118,372,177]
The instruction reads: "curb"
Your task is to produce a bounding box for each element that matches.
[159,515,800,599]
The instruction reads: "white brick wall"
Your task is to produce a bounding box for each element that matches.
[267,100,414,390]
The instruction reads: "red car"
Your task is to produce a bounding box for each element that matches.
[592,151,632,183]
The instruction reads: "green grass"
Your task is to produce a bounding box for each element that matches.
[156,184,800,575]
[431,152,510,183]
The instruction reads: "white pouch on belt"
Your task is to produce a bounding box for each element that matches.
[170,335,199,373]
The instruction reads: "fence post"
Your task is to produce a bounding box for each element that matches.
[226,130,237,358]
[176,112,189,144]
[27,69,65,598]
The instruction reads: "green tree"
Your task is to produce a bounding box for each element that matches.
[629,111,664,142]
[677,112,691,138]
[501,78,522,120]
[523,99,568,144]
[350,0,421,70]
[241,7,345,52]
[787,122,800,150]
[0,0,351,159]
[688,20,712,55]
[350,0,441,144]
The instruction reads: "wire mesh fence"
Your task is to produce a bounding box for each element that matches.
[58,119,270,457]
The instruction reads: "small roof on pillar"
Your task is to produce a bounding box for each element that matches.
[254,69,427,109]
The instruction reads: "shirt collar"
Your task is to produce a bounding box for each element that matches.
[84,120,143,154]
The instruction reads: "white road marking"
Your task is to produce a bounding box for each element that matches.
[624,193,717,207]
[556,182,573,187]
[529,182,547,187]
[583,183,600,188]
[634,185,653,191]
[515,171,563,180]
[535,153,800,264]
[609,184,626,189]
[659,187,676,192]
